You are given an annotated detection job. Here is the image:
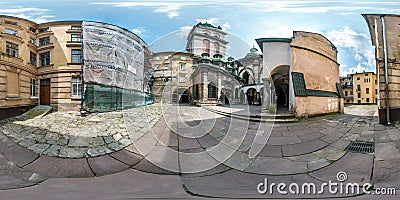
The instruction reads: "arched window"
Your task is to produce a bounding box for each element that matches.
[214,33,219,38]
[243,71,250,85]
[203,39,210,54]
[214,42,220,54]
[208,82,217,98]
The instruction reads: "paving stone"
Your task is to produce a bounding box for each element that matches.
[87,146,112,157]
[245,156,307,175]
[298,132,324,142]
[109,149,143,166]
[307,158,330,171]
[257,144,282,157]
[133,158,179,175]
[23,156,94,178]
[0,137,39,167]
[282,139,328,157]
[375,142,400,161]
[59,147,87,158]
[88,155,130,176]
[267,136,302,145]
[28,144,50,154]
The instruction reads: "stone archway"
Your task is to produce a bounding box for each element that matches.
[246,88,257,105]
[270,65,290,111]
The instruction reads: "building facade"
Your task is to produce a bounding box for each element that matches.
[340,75,354,104]
[1,15,150,117]
[352,72,378,104]
[257,31,344,118]
[363,14,400,124]
[151,52,194,103]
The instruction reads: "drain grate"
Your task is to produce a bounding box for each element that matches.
[345,141,374,153]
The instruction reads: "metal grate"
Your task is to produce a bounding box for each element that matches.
[345,141,374,153]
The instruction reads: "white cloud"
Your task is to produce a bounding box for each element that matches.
[131,26,147,36]
[324,26,375,72]
[153,5,181,19]
[0,7,54,23]
[195,17,219,24]
[176,26,192,38]
[221,22,231,31]
[340,63,368,77]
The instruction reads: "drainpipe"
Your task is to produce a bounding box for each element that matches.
[381,16,391,125]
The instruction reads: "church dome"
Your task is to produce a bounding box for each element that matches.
[245,47,260,58]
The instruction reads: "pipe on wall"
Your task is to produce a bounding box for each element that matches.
[381,16,391,125]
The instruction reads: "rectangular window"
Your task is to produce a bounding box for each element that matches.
[350,90,353,95]
[5,20,18,26]
[30,78,37,97]
[39,37,50,46]
[366,88,370,94]
[357,85,361,91]
[4,29,18,36]
[29,27,37,33]
[357,77,360,80]
[163,65,169,70]
[375,89,378,94]
[71,34,82,42]
[71,25,82,30]
[30,52,37,66]
[357,93,361,98]
[154,56,160,60]
[366,98,370,103]
[179,76,186,83]
[180,56,186,60]
[29,37,37,45]
[6,42,18,57]
[39,52,50,66]
[71,49,82,63]
[71,77,82,97]
[38,27,49,33]
[180,64,186,71]
[164,56,168,60]
[345,91,348,96]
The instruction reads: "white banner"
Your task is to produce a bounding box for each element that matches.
[82,21,146,91]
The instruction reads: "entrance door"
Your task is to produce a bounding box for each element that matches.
[40,79,51,105]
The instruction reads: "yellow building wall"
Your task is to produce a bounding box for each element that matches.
[352,72,377,104]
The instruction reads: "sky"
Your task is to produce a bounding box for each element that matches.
[1,0,399,76]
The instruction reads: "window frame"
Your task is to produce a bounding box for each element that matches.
[30,52,37,66]
[71,49,83,63]
[4,29,18,36]
[71,77,82,98]
[39,52,51,66]
[30,78,37,97]
[71,34,82,42]
[39,37,50,46]
[6,42,18,57]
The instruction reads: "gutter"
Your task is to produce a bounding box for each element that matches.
[381,16,391,125]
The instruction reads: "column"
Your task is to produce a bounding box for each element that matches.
[262,78,271,109]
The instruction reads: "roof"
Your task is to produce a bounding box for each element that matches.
[292,72,340,97]
[255,38,292,52]
[195,22,222,30]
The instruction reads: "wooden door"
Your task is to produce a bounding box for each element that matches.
[40,79,50,105]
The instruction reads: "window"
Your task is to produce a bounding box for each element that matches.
[71,77,82,97]
[163,65,169,70]
[6,42,18,57]
[350,90,353,95]
[375,89,378,94]
[30,52,37,66]
[29,27,37,33]
[357,93,361,98]
[375,80,377,84]
[357,77,360,80]
[180,56,186,60]
[345,91,348,96]
[4,29,18,36]
[38,27,49,33]
[365,73,368,76]
[203,39,210,54]
[366,98,370,103]
[29,37,36,45]
[366,88,370,94]
[357,85,361,91]
[71,34,82,42]
[163,56,168,60]
[71,49,82,63]
[180,64,186,71]
[39,37,50,46]
[154,56,160,60]
[179,76,186,83]
[154,65,160,70]
[208,83,217,98]
[5,20,18,26]
[214,42,220,54]
[214,33,220,38]
[39,52,50,66]
[30,78,37,97]
[71,25,81,30]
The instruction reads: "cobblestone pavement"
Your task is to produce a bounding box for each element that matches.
[0,103,162,158]
[0,104,399,199]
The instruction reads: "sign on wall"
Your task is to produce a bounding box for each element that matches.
[82,21,145,91]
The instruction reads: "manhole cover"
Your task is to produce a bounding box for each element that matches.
[345,141,374,153]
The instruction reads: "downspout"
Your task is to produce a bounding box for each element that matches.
[80,22,85,115]
[381,16,391,125]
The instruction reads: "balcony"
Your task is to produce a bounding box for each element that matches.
[66,40,82,47]
[0,33,24,44]
[37,43,54,52]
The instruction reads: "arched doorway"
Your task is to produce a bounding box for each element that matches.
[246,88,257,105]
[270,65,290,111]
[180,89,190,103]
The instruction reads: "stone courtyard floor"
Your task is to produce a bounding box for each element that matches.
[0,104,399,199]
